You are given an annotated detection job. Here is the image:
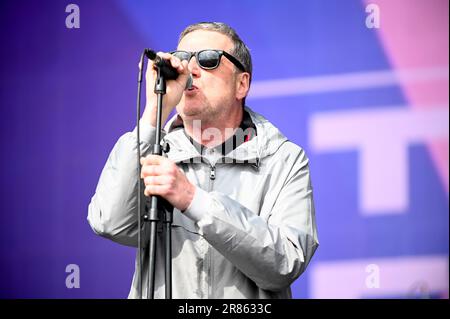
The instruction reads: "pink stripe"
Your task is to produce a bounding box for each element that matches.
[366,0,449,193]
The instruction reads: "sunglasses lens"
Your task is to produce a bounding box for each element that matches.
[172,51,190,61]
[198,50,220,69]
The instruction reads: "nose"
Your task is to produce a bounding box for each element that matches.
[187,56,201,78]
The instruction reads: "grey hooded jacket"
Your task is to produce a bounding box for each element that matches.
[87,107,318,299]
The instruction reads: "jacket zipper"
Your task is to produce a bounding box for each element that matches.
[207,163,215,297]
[209,165,216,182]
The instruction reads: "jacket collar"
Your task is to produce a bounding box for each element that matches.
[161,106,288,166]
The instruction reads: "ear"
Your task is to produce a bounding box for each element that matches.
[235,72,250,101]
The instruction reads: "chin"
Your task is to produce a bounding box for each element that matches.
[178,102,204,118]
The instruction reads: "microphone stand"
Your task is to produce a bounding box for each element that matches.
[146,66,174,299]
[136,52,173,299]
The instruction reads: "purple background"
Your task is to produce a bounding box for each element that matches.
[0,0,448,298]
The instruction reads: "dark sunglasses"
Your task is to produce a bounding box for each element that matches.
[170,49,246,72]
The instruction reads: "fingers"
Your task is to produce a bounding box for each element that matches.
[157,51,172,61]
[143,171,175,197]
[140,163,169,178]
[140,155,164,166]
[145,51,188,75]
[143,51,189,111]
[143,184,170,197]
[155,52,188,75]
[139,154,193,210]
[179,60,189,75]
[140,164,157,178]
[143,175,173,186]
[140,155,178,178]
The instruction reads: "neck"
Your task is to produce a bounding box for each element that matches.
[184,106,243,148]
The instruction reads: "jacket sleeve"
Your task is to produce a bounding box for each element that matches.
[87,121,158,247]
[183,146,319,292]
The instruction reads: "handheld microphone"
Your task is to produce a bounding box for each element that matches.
[144,49,192,89]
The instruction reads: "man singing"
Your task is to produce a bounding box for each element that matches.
[88,22,319,299]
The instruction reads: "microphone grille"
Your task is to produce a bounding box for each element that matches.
[185,74,193,90]
[144,49,157,60]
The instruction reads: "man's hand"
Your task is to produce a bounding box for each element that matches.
[140,155,196,212]
[141,52,190,127]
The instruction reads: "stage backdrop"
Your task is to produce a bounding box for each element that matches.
[0,0,448,298]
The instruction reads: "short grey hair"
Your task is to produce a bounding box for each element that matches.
[178,22,252,106]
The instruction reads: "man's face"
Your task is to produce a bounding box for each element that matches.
[175,30,242,123]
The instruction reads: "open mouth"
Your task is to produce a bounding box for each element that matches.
[186,84,198,92]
